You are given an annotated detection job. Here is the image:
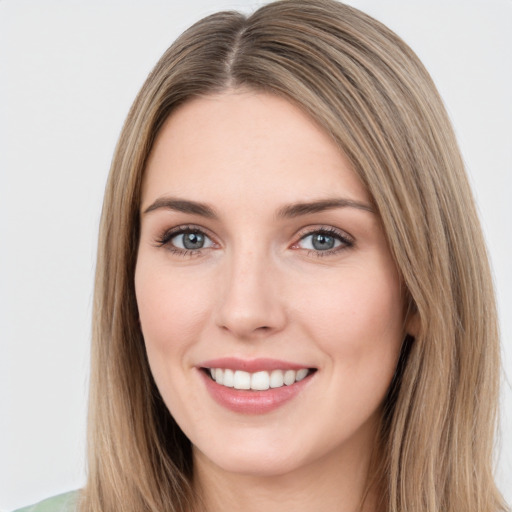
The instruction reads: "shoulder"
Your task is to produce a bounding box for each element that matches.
[13,491,79,512]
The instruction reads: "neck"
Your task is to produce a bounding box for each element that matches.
[191,426,384,512]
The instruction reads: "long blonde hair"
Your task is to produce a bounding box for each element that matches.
[81,1,507,511]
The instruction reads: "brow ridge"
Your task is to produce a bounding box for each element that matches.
[277,198,375,218]
[143,197,217,218]
[143,196,374,219]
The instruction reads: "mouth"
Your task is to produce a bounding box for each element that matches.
[202,367,316,391]
[197,357,317,413]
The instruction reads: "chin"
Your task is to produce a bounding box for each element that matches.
[192,432,291,472]
[192,432,333,479]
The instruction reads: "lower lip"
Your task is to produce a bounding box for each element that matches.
[199,370,314,414]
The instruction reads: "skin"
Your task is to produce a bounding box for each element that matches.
[135,89,413,512]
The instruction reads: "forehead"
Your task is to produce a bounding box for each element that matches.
[142,90,370,210]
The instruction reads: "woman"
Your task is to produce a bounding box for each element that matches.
[15,0,508,511]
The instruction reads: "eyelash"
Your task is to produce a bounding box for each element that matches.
[154,224,214,257]
[154,225,354,258]
[295,227,354,257]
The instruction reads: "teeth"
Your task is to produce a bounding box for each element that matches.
[270,369,284,388]
[223,368,234,387]
[296,368,309,381]
[233,370,251,390]
[283,369,295,385]
[251,371,270,391]
[208,368,312,390]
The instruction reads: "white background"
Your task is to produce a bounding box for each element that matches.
[0,1,510,510]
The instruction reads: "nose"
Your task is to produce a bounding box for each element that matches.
[214,248,287,340]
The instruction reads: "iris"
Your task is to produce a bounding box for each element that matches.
[311,233,335,250]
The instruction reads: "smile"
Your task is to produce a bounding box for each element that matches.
[207,368,313,390]
[198,358,317,413]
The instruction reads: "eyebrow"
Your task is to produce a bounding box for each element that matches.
[143,197,218,217]
[142,196,375,218]
[276,198,375,218]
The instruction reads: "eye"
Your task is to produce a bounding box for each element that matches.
[155,226,216,254]
[294,228,353,255]
[171,230,214,250]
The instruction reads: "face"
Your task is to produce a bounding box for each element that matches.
[135,90,409,479]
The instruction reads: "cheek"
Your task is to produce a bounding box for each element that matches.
[134,261,211,356]
[134,261,212,422]
[296,265,404,367]
[303,270,404,425]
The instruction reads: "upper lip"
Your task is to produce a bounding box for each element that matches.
[198,357,315,372]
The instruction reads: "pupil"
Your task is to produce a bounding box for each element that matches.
[183,232,204,250]
[312,233,334,250]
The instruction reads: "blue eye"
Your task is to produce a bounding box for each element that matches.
[156,226,216,255]
[297,229,352,254]
[170,230,214,250]
[302,232,338,250]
